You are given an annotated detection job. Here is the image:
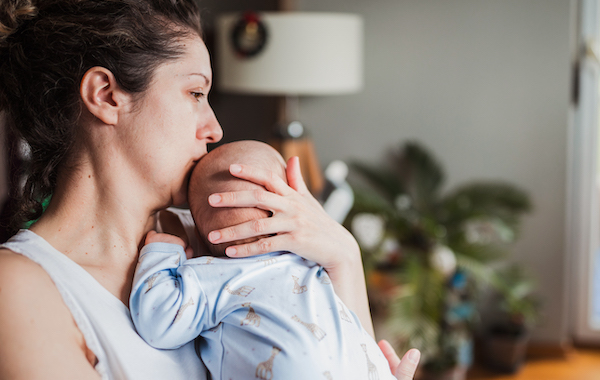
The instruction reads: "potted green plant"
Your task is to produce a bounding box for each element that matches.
[484,264,541,373]
[345,141,532,380]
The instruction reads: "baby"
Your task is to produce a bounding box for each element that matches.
[130,140,395,380]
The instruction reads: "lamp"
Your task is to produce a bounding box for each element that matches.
[216,12,364,194]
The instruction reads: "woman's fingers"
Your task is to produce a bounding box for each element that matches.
[378,340,401,373]
[209,189,286,212]
[207,216,293,247]
[224,234,289,258]
[395,349,421,380]
[286,156,323,209]
[228,163,294,196]
[286,156,310,195]
[208,161,357,269]
[208,190,354,267]
[378,340,420,380]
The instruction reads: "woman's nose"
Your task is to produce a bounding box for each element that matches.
[198,107,223,143]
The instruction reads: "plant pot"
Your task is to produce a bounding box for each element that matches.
[485,325,530,373]
[417,365,468,380]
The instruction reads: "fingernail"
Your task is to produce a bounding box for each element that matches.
[208,231,220,242]
[230,164,241,173]
[208,194,221,204]
[408,349,421,363]
[226,247,237,256]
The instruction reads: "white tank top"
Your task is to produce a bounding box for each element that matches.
[2,229,207,380]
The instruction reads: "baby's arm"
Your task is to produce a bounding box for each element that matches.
[130,235,209,349]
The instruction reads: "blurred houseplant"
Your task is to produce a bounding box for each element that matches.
[345,142,532,379]
[484,263,541,373]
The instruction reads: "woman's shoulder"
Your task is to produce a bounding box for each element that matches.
[0,247,92,324]
[0,247,50,282]
[0,247,71,320]
[0,248,62,324]
[0,248,99,377]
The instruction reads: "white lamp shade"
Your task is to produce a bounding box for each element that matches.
[216,12,364,96]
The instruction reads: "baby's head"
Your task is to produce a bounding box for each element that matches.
[188,140,287,257]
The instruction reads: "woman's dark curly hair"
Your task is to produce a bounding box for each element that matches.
[0,0,203,229]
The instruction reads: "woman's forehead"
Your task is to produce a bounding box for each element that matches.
[156,36,212,81]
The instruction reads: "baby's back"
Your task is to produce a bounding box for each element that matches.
[189,252,395,379]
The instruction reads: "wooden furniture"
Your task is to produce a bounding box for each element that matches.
[269,135,324,196]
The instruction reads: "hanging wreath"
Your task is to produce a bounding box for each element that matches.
[230,12,268,58]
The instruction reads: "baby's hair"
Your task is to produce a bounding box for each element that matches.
[0,0,203,229]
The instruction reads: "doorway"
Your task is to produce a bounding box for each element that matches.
[570,0,600,345]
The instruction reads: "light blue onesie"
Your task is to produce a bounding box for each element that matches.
[130,242,395,380]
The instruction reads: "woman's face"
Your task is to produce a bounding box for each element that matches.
[121,35,223,208]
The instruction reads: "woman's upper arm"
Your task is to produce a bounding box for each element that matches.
[0,249,100,380]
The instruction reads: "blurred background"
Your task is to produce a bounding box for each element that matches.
[199,0,598,377]
[205,0,571,348]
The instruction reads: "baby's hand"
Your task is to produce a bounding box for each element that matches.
[145,230,194,259]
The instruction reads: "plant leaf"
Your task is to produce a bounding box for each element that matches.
[392,142,445,213]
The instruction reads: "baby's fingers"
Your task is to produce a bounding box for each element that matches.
[145,230,186,247]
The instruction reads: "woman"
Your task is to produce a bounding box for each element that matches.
[0,0,419,378]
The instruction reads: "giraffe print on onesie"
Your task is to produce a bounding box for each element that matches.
[130,243,396,380]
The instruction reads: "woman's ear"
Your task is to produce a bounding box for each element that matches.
[80,67,128,125]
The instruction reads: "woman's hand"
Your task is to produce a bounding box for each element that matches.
[206,156,373,334]
[378,340,421,380]
[206,156,359,268]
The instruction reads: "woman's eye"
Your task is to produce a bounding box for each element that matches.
[192,91,205,101]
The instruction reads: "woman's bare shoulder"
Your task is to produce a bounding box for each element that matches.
[0,248,52,288]
[0,248,100,378]
[0,248,60,292]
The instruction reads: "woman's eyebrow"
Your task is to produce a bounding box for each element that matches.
[188,73,211,86]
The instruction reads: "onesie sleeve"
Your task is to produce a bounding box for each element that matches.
[130,242,210,349]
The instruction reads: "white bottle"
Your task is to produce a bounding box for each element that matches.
[322,160,354,224]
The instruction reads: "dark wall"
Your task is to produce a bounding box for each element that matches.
[199,0,280,146]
